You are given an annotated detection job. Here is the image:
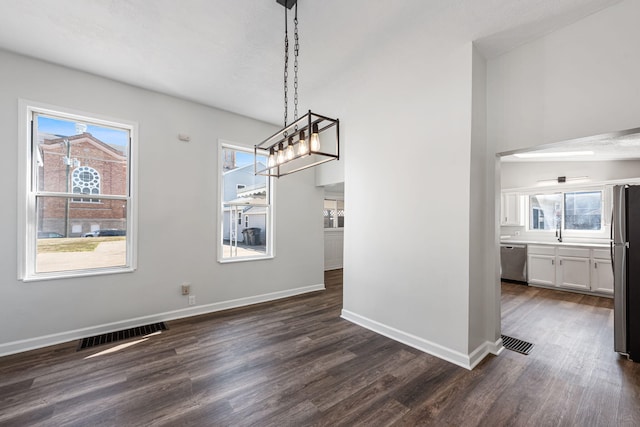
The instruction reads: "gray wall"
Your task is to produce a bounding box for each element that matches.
[0,50,324,354]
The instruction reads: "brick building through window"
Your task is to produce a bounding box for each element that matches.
[38,132,127,237]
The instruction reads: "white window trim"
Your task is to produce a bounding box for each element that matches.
[525,187,608,239]
[18,99,138,281]
[217,140,275,263]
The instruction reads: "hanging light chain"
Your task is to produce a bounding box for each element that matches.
[283,6,289,132]
[293,3,299,125]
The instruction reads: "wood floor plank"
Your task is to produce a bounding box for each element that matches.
[1,275,639,426]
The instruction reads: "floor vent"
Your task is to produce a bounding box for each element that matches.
[77,322,168,351]
[501,334,534,355]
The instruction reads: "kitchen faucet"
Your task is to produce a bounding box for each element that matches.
[556,220,563,242]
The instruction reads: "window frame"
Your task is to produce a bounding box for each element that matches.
[526,188,605,237]
[18,100,138,281]
[217,140,274,263]
[72,166,101,203]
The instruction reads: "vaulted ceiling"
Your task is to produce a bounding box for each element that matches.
[0,0,621,125]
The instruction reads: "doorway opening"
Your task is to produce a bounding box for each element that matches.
[497,127,640,358]
[323,182,344,271]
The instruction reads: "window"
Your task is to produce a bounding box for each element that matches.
[19,101,136,280]
[324,199,344,228]
[529,194,562,230]
[564,191,602,230]
[219,143,272,261]
[72,166,100,202]
[529,190,602,232]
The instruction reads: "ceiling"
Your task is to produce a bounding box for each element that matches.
[0,0,623,126]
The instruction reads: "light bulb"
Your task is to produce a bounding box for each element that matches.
[310,123,320,152]
[277,142,285,165]
[286,136,295,160]
[298,130,308,156]
[268,148,276,168]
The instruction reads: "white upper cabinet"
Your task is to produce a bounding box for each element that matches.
[501,193,524,226]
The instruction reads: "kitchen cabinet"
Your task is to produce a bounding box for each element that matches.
[527,246,556,286]
[501,193,524,226]
[526,244,612,295]
[591,249,614,294]
[556,247,591,291]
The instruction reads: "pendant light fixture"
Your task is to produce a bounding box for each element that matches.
[255,0,340,178]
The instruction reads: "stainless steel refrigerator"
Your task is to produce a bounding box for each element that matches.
[613,184,640,361]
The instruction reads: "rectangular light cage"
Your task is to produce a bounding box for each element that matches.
[255,110,339,178]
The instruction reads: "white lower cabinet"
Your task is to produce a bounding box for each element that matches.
[527,253,556,286]
[591,249,614,294]
[557,256,591,291]
[527,245,613,296]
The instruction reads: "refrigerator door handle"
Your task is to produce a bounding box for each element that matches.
[611,211,614,276]
[614,242,628,354]
[611,240,615,276]
[612,184,628,355]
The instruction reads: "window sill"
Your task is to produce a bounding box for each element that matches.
[21,266,135,282]
[218,255,274,264]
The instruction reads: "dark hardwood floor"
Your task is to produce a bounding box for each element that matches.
[1,271,639,426]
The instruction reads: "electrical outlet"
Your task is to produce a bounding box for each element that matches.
[188,295,196,306]
[181,283,190,295]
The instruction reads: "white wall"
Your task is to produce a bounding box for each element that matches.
[489,0,640,254]
[337,0,640,369]
[316,139,344,187]
[0,50,325,355]
[469,46,499,354]
[488,0,640,154]
[324,229,344,271]
[339,37,495,368]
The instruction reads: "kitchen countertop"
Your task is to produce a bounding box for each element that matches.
[500,239,610,249]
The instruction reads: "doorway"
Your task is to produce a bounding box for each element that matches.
[496,127,640,356]
[323,183,344,271]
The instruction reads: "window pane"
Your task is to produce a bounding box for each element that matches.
[36,115,129,196]
[324,199,335,228]
[25,107,134,280]
[323,199,344,228]
[564,191,602,230]
[221,147,270,260]
[529,194,562,230]
[36,196,127,273]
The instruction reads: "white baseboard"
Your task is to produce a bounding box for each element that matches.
[0,283,325,357]
[468,337,504,369]
[341,309,503,370]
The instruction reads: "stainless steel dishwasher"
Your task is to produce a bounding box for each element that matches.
[500,244,527,283]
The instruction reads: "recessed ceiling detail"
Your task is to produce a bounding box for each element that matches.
[502,129,640,162]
